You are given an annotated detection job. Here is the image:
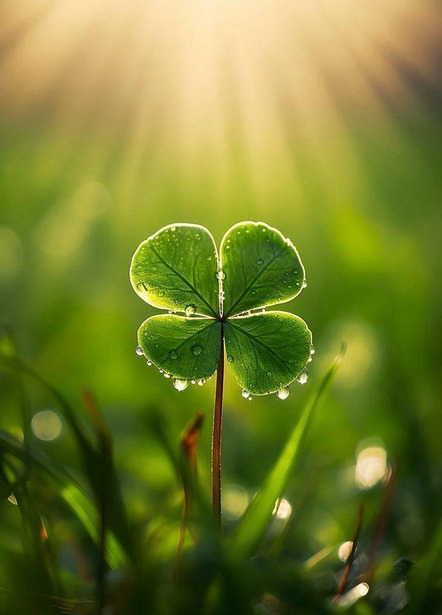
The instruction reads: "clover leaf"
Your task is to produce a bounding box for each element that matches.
[130,222,313,397]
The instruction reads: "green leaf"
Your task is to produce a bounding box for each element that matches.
[138,314,222,380]
[230,345,345,560]
[130,221,313,396]
[130,223,220,317]
[221,221,305,318]
[224,312,312,395]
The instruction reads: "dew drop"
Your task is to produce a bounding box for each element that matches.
[191,379,196,384]
[163,373,171,379]
[241,389,252,400]
[195,233,201,241]
[256,258,264,265]
[297,369,309,385]
[266,371,272,377]
[185,304,197,316]
[302,280,308,289]
[7,493,17,505]
[197,378,206,386]
[251,290,257,295]
[169,350,178,360]
[227,355,235,363]
[171,226,176,232]
[146,360,152,366]
[159,369,164,374]
[310,345,315,355]
[192,344,203,356]
[173,379,189,391]
[135,346,144,356]
[276,386,290,400]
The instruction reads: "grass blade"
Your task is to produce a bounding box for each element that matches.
[0,354,133,560]
[0,430,126,568]
[231,344,345,560]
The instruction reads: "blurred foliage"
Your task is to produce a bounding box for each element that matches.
[0,1,441,612]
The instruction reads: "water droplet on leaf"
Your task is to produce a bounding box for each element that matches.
[173,379,189,391]
[197,378,206,386]
[135,346,143,356]
[185,304,196,316]
[192,344,203,356]
[169,350,178,360]
[276,386,290,400]
[146,360,152,366]
[297,369,309,384]
[256,258,264,265]
[241,389,252,399]
[227,355,234,363]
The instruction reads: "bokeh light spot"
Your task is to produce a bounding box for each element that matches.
[273,498,292,520]
[31,410,63,441]
[355,445,389,489]
[338,540,353,562]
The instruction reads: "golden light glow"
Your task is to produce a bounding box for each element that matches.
[0,0,440,214]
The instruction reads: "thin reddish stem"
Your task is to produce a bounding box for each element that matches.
[211,325,225,527]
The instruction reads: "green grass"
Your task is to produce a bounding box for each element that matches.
[1,339,440,614]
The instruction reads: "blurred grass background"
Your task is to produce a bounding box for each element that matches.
[0,0,441,610]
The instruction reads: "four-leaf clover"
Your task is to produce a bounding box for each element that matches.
[130,221,313,396]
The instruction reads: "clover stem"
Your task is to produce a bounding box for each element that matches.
[211,323,225,527]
